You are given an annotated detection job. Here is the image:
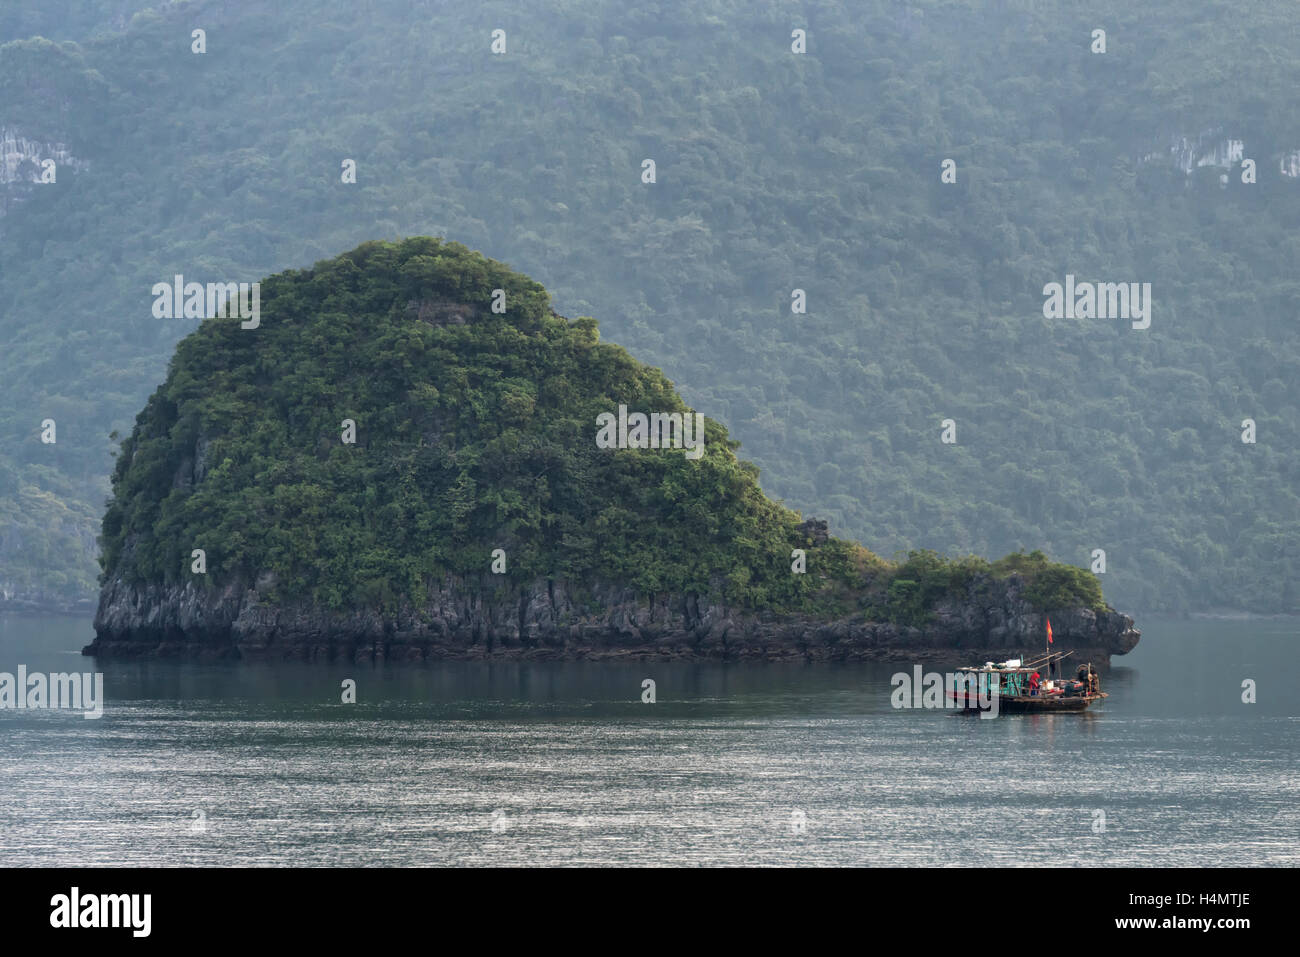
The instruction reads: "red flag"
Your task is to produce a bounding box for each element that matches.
[1046,618,1054,645]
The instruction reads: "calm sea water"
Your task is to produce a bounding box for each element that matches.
[0,614,1295,866]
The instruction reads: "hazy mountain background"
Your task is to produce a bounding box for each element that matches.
[1,0,1297,615]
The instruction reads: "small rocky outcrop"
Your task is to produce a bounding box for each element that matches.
[87,238,1140,665]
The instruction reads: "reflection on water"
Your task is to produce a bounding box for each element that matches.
[1,614,1296,865]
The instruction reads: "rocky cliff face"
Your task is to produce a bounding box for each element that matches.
[86,572,1139,664]
[1139,128,1300,181]
[0,126,83,184]
[0,125,86,228]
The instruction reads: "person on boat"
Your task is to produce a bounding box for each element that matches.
[1029,671,1041,696]
[1076,664,1098,695]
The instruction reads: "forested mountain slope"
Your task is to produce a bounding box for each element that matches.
[2,0,1297,614]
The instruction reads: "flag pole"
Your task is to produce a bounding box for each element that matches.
[1045,615,1054,676]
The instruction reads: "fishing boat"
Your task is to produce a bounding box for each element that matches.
[948,650,1107,713]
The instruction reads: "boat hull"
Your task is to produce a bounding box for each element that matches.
[994,694,1100,713]
[947,692,1104,713]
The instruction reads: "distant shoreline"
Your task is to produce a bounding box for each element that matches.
[1187,610,1300,621]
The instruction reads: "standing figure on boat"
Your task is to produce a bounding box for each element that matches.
[1077,664,1099,696]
